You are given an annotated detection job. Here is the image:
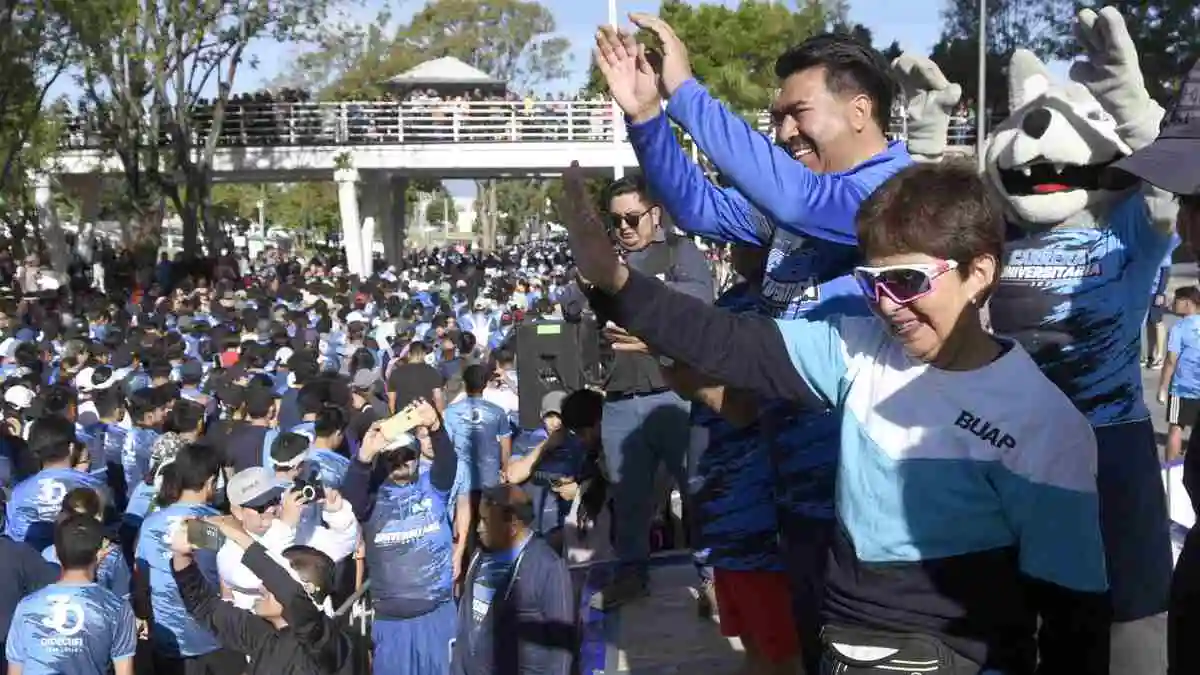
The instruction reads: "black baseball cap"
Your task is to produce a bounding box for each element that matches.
[1113,59,1200,195]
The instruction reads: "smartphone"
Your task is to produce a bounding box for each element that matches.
[186,520,225,551]
[379,407,423,441]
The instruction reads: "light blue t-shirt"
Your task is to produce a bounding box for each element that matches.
[42,544,131,600]
[1169,314,1200,399]
[5,469,108,552]
[5,582,136,675]
[445,397,512,503]
[134,502,221,657]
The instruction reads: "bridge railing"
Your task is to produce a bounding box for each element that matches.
[57,99,984,150]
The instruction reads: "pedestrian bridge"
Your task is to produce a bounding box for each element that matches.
[51,99,978,181]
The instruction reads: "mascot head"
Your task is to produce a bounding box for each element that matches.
[985,49,1139,228]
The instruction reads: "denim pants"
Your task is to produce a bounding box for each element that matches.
[601,391,691,579]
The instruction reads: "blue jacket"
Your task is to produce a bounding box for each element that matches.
[451,536,574,675]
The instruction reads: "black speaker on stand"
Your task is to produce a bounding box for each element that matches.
[515,317,603,429]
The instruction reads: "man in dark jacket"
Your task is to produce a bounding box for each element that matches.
[169,517,354,675]
[452,484,574,675]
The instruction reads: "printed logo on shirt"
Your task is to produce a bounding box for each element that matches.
[472,586,495,623]
[161,516,185,560]
[39,595,86,651]
[1000,248,1102,282]
[35,479,67,518]
[954,410,1017,450]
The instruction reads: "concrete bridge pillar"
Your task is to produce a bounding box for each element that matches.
[334,168,363,277]
[387,176,408,267]
[31,173,70,274]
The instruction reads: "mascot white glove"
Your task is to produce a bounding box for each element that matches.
[1068,6,1163,150]
[892,53,963,161]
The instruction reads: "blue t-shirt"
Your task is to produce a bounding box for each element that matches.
[123,481,158,527]
[5,582,136,674]
[990,195,1172,425]
[5,469,108,552]
[522,431,587,535]
[364,473,454,618]
[134,502,222,657]
[307,449,350,489]
[1169,314,1200,400]
[122,427,160,493]
[445,397,512,501]
[690,284,784,569]
[42,545,131,600]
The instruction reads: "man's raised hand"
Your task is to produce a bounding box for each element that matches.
[628,13,693,96]
[559,161,627,293]
[594,26,661,123]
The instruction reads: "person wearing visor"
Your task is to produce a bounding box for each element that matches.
[562,161,1111,673]
[342,400,460,675]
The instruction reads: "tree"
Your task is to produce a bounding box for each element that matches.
[424,189,459,229]
[1037,0,1200,105]
[66,0,336,265]
[0,0,77,195]
[583,0,827,114]
[930,0,1062,119]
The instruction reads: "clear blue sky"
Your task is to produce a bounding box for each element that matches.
[240,0,948,93]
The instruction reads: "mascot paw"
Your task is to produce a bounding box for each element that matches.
[892,53,962,160]
[1068,6,1153,127]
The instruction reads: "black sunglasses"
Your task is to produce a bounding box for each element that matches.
[608,207,657,230]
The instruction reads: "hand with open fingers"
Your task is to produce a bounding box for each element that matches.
[628,13,693,96]
[1069,6,1149,123]
[594,25,661,123]
[892,53,961,159]
[559,161,627,293]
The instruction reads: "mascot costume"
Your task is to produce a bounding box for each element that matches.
[909,7,1178,672]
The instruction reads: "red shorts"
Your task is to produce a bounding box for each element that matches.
[712,568,800,663]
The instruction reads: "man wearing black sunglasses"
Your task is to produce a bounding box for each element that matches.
[586,176,713,611]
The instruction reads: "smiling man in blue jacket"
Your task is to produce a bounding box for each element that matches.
[595,16,915,672]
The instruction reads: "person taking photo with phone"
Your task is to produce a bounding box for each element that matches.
[169,515,353,675]
[341,399,460,675]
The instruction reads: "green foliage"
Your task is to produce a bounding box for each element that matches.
[1039,0,1200,105]
[64,0,337,259]
[308,0,571,100]
[933,0,1200,113]
[424,191,459,228]
[211,182,342,235]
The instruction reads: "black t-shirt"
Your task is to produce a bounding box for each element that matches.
[387,363,444,411]
[347,402,381,450]
[221,422,271,473]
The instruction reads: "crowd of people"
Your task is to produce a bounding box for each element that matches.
[2,6,1200,675]
[58,86,620,149]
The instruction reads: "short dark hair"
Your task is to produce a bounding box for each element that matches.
[561,389,604,432]
[856,160,1002,283]
[1176,286,1200,304]
[480,484,534,526]
[462,364,489,395]
[55,513,105,570]
[29,416,77,465]
[282,545,336,604]
[774,33,896,131]
[601,176,651,209]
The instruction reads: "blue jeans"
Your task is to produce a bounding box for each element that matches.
[601,391,690,578]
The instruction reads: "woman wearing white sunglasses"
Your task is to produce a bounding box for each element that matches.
[562,160,1109,675]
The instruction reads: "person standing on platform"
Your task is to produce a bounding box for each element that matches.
[587,176,714,610]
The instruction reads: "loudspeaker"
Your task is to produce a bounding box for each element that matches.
[515,318,602,430]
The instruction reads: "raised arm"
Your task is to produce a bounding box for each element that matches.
[666,80,875,245]
[627,112,770,246]
[172,552,273,655]
[585,270,819,406]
